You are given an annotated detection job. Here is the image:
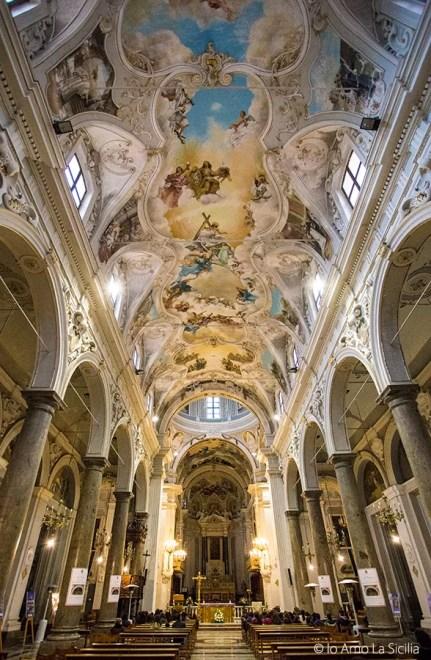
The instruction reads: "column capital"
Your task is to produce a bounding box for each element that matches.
[23,388,63,413]
[379,383,420,408]
[83,456,108,471]
[114,490,133,502]
[329,452,356,469]
[261,449,282,475]
[285,509,300,519]
[302,488,322,500]
[151,448,169,477]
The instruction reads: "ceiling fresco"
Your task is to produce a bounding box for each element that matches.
[44,0,395,424]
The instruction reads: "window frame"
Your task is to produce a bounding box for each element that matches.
[206,396,221,420]
[342,151,366,208]
[65,154,87,211]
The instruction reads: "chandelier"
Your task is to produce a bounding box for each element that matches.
[375,495,404,527]
[42,500,72,531]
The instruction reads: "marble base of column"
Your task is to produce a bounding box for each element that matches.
[96,491,132,629]
[44,457,107,649]
[303,490,340,614]
[331,453,402,641]
[0,390,61,613]
[381,384,431,518]
[285,510,313,612]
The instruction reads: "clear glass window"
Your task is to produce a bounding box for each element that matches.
[206,396,221,419]
[342,151,366,208]
[65,154,87,210]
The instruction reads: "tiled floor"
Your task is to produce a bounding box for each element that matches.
[191,624,254,659]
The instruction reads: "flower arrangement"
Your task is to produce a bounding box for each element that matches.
[214,608,224,623]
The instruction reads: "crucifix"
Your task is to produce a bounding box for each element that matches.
[192,570,206,605]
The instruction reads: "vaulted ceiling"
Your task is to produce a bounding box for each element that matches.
[38,0,406,428]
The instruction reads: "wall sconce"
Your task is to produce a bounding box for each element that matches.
[249,538,271,579]
[173,547,187,572]
[305,582,319,597]
[162,540,180,581]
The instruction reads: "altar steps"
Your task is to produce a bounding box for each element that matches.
[199,622,241,630]
[191,625,254,659]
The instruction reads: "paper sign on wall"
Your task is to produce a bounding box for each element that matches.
[318,575,334,603]
[107,575,121,603]
[358,568,385,607]
[65,567,88,606]
[389,592,401,616]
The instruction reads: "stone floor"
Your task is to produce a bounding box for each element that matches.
[191,623,254,659]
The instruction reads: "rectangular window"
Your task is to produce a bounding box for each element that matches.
[342,151,366,207]
[65,154,87,210]
[206,396,221,419]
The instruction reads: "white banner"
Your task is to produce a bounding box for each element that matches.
[318,574,334,603]
[358,568,385,607]
[65,568,87,606]
[107,575,121,603]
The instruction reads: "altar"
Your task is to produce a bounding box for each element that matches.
[199,603,234,623]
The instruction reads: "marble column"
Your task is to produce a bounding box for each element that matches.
[285,510,313,611]
[47,457,107,641]
[264,451,295,611]
[381,384,431,518]
[331,453,400,639]
[141,451,167,612]
[129,512,148,575]
[0,390,61,612]
[97,491,132,626]
[303,489,340,613]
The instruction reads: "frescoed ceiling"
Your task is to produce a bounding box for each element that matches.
[40,0,398,429]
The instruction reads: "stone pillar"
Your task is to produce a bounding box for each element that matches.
[155,482,182,609]
[129,513,148,576]
[141,451,167,612]
[0,390,61,612]
[285,510,313,611]
[97,491,132,626]
[264,451,295,610]
[303,489,340,613]
[331,453,400,639]
[248,482,283,609]
[47,457,107,642]
[381,384,431,518]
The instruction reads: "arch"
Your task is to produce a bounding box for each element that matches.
[0,211,67,392]
[134,460,149,513]
[182,463,249,494]
[172,434,257,476]
[60,355,111,458]
[326,350,381,455]
[370,204,431,389]
[158,383,274,437]
[354,452,388,507]
[111,421,134,492]
[300,421,323,491]
[47,455,81,510]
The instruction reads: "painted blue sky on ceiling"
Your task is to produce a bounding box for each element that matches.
[131,0,264,61]
[185,74,253,140]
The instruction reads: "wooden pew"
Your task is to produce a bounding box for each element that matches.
[119,629,193,657]
[66,648,178,660]
[271,640,359,659]
[249,625,327,659]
